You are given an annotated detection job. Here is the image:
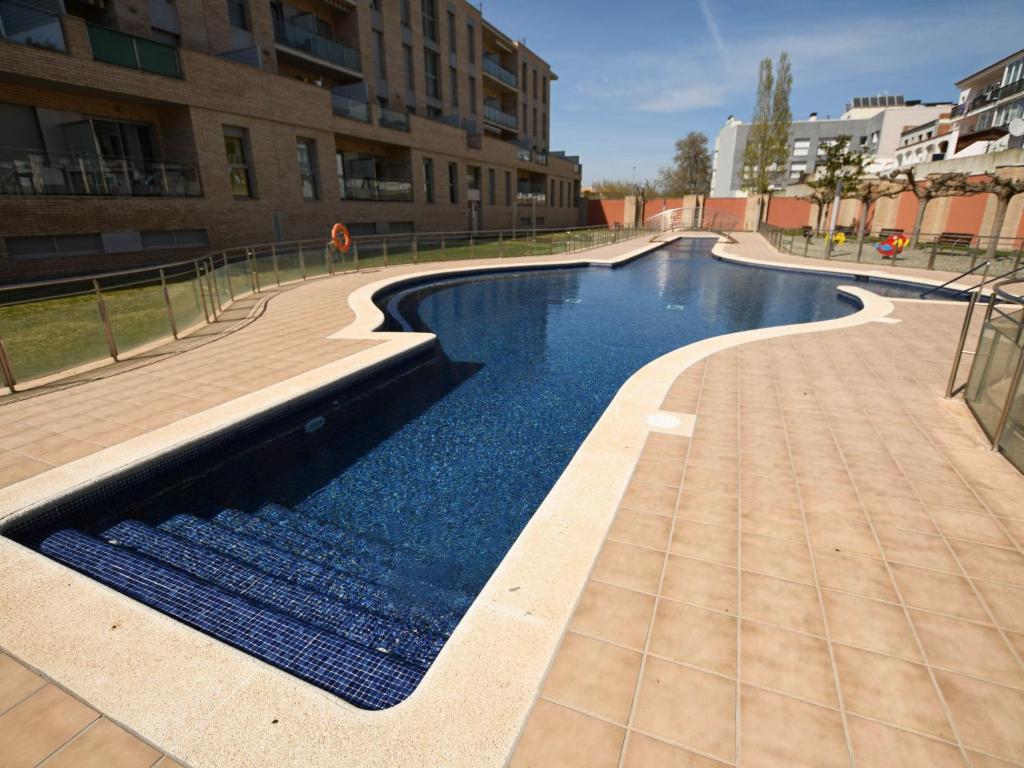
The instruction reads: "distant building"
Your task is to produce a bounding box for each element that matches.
[948,49,1024,158]
[710,96,952,197]
[894,115,954,168]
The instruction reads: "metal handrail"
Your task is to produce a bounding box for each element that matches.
[920,260,990,299]
[0,223,654,394]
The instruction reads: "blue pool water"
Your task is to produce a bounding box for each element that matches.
[12,239,945,708]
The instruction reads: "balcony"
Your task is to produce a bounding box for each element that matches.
[378,107,409,132]
[341,176,412,202]
[0,0,65,51]
[331,93,370,122]
[516,190,546,205]
[273,16,360,76]
[516,147,548,166]
[482,55,517,89]
[0,147,201,197]
[484,103,518,131]
[87,23,181,77]
[957,78,1024,117]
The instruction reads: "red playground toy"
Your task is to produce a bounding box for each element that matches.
[876,233,909,259]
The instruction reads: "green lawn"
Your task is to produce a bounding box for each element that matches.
[0,228,628,387]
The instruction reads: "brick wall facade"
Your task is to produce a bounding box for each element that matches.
[0,0,582,282]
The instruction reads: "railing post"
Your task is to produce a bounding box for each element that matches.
[441,236,446,260]
[470,236,475,259]
[195,263,212,323]
[248,249,260,293]
[271,244,281,286]
[299,242,306,279]
[412,235,418,264]
[382,238,389,267]
[945,289,980,398]
[206,258,221,313]
[93,279,119,362]
[159,268,179,339]
[0,333,17,393]
[499,232,505,258]
[353,240,360,271]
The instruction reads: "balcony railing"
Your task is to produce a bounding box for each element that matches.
[340,176,413,202]
[87,23,181,77]
[273,16,360,73]
[484,103,518,130]
[482,55,517,88]
[0,0,65,51]
[516,190,546,204]
[958,78,1024,117]
[0,147,201,197]
[379,107,410,132]
[516,147,548,165]
[331,93,370,122]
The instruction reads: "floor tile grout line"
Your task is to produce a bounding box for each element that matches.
[875,368,1024,679]
[615,361,706,768]
[0,676,47,719]
[34,714,106,767]
[733,342,743,767]
[768,337,857,768]
[810,330,974,765]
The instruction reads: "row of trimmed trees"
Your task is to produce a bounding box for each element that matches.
[799,136,1024,259]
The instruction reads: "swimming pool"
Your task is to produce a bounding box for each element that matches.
[6,238,948,709]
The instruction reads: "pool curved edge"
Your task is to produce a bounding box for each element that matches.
[0,236,918,768]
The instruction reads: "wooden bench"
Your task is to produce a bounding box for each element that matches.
[878,228,904,239]
[936,232,974,248]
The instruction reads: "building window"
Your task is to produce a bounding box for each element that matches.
[296,138,319,200]
[533,69,537,99]
[469,75,477,114]
[223,126,254,198]
[403,45,414,90]
[1003,58,1024,87]
[373,30,386,80]
[421,0,437,42]
[522,102,527,133]
[488,168,495,205]
[466,22,475,63]
[227,0,248,29]
[447,10,456,53]
[549,178,554,204]
[400,0,410,27]
[423,157,435,203]
[424,49,441,99]
[789,161,806,180]
[792,138,809,157]
[542,76,547,104]
[450,67,459,107]
[532,107,537,137]
[448,161,458,203]
[542,112,547,141]
[504,171,511,205]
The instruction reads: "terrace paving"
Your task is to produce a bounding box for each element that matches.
[1,232,1022,767]
[510,234,1024,768]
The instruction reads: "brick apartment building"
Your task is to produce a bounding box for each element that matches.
[0,0,583,280]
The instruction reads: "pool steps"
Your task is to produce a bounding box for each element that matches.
[38,529,423,710]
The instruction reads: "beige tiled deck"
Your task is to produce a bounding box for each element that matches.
[510,276,1024,767]
[0,652,181,767]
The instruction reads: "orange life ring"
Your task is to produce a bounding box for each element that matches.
[331,222,351,253]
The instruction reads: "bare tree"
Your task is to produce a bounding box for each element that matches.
[589,179,638,199]
[885,169,970,248]
[963,172,1024,259]
[842,177,904,257]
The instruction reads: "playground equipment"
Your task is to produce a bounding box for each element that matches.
[876,233,909,259]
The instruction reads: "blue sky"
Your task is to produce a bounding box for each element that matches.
[482,0,1024,186]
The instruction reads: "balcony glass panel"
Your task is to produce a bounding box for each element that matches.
[484,103,517,130]
[87,24,181,77]
[331,94,370,122]
[482,55,517,88]
[273,17,361,73]
[0,148,201,197]
[379,108,410,131]
[341,177,413,202]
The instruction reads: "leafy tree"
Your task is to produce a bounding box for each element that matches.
[803,136,866,234]
[742,52,793,205]
[658,132,712,196]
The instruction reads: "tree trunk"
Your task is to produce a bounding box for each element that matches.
[910,195,929,249]
[857,198,869,259]
[984,194,1011,260]
[814,202,825,235]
